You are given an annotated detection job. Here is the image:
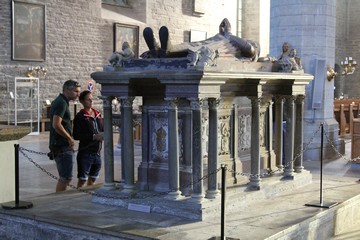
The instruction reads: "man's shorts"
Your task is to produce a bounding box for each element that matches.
[54,146,74,181]
[76,152,101,180]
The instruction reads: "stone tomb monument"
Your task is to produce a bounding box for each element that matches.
[91,19,313,219]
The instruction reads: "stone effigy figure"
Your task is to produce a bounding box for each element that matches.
[276,42,302,72]
[109,41,135,67]
[140,18,260,64]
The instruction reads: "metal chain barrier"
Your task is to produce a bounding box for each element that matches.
[19,147,221,200]
[19,123,323,200]
[227,124,322,178]
[323,123,360,163]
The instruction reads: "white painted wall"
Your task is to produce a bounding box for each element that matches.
[0,140,16,203]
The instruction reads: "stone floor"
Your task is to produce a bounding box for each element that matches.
[1,133,360,239]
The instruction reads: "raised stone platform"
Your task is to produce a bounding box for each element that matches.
[92,171,312,220]
[2,173,360,239]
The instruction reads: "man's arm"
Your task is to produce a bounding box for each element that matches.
[52,115,75,150]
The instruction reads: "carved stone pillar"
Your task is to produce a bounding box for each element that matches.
[249,97,261,190]
[284,96,295,178]
[140,106,150,190]
[260,98,270,169]
[206,98,220,199]
[189,98,204,202]
[275,96,284,170]
[294,95,305,173]
[99,96,115,189]
[231,104,239,183]
[120,97,135,192]
[267,97,276,170]
[165,98,182,199]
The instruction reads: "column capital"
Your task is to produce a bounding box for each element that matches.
[260,96,272,108]
[274,95,285,104]
[284,95,296,102]
[188,98,204,110]
[119,97,135,107]
[248,96,262,107]
[208,98,221,109]
[98,96,112,109]
[165,97,179,109]
[295,94,305,104]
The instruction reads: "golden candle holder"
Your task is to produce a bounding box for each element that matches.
[26,66,47,78]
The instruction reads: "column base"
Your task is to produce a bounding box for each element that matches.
[283,168,294,178]
[165,190,182,200]
[248,177,261,190]
[102,182,116,190]
[189,193,205,203]
[282,174,294,180]
[205,190,220,199]
[294,166,304,173]
[121,184,136,193]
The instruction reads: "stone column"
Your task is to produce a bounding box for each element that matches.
[231,104,239,183]
[267,97,276,170]
[249,97,261,190]
[99,96,115,189]
[274,96,284,170]
[294,95,305,173]
[283,96,295,178]
[206,98,220,199]
[141,106,150,190]
[120,97,135,192]
[189,98,204,202]
[120,100,125,183]
[260,98,270,169]
[165,98,182,199]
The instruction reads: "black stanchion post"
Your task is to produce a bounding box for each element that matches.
[305,123,338,209]
[1,144,33,209]
[221,164,227,240]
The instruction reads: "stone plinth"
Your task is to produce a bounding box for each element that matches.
[0,125,30,203]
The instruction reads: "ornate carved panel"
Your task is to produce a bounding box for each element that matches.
[238,113,251,152]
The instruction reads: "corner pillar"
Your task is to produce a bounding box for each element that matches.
[294,95,305,173]
[120,97,135,192]
[283,96,295,178]
[206,98,220,199]
[189,98,205,202]
[165,98,182,199]
[99,96,115,190]
[249,97,261,190]
[274,96,284,171]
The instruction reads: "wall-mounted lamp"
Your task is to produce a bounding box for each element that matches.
[341,56,357,75]
[26,66,47,78]
[327,66,337,81]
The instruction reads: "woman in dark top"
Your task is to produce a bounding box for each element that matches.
[73,90,104,188]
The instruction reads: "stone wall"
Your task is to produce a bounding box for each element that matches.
[0,0,240,121]
[0,0,106,121]
[337,1,360,98]
[334,0,347,98]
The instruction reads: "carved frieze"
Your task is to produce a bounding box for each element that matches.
[238,113,251,151]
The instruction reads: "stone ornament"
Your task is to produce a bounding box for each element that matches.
[108,41,135,68]
[275,42,303,72]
